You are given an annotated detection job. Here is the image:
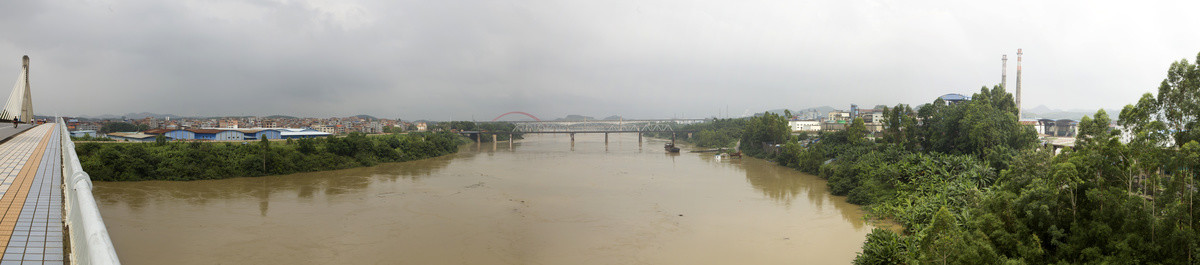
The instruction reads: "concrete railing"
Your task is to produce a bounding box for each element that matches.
[57,118,121,265]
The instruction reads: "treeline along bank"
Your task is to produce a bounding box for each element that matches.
[665,52,1200,264]
[77,132,467,181]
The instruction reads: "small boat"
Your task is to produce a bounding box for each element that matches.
[664,143,680,153]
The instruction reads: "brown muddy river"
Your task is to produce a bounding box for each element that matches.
[93,134,879,264]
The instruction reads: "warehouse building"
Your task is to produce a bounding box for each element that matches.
[143,128,328,141]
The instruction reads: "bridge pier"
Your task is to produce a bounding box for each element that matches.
[604,133,608,145]
[475,133,481,144]
[638,133,642,144]
[492,134,497,143]
[570,133,575,143]
[509,134,513,147]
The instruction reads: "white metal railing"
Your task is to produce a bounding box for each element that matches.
[57,117,121,265]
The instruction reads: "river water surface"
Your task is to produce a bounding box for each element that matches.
[94,134,878,264]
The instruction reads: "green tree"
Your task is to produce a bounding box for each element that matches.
[297,138,316,154]
[881,104,917,149]
[847,117,868,145]
[1152,53,1200,145]
[739,112,790,157]
[100,122,141,133]
[855,228,908,265]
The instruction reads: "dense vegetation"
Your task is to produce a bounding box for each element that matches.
[643,118,748,148]
[436,121,524,142]
[70,134,113,141]
[761,53,1200,264]
[77,132,468,181]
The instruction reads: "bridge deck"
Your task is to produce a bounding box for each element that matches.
[0,124,65,264]
[515,130,697,134]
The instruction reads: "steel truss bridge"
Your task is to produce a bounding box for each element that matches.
[510,119,707,134]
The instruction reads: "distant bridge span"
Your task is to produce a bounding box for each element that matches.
[492,111,541,122]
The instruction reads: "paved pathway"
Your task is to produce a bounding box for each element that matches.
[0,124,65,265]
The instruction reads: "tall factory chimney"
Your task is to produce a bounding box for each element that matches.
[1015,49,1023,119]
[1001,54,1008,89]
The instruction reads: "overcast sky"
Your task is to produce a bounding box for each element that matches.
[1,0,1198,120]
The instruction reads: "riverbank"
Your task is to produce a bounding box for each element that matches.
[76,132,469,181]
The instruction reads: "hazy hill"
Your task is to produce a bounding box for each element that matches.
[555,115,595,121]
[1022,105,1120,120]
[78,112,185,120]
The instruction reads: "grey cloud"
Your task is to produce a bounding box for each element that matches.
[1,0,1198,120]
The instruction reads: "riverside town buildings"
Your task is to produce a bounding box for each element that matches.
[63,115,417,141]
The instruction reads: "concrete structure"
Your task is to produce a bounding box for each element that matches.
[106,132,158,142]
[789,120,821,132]
[858,109,883,124]
[1001,54,1008,90]
[218,119,240,129]
[145,128,320,140]
[313,125,337,134]
[1016,48,1023,119]
[365,121,382,134]
[1037,119,1078,137]
[77,123,99,132]
[826,111,851,122]
[0,56,33,123]
[821,120,848,131]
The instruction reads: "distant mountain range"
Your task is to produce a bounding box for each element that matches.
[554,115,595,121]
[1021,105,1120,121]
[70,112,185,120]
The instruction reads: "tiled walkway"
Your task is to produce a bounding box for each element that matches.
[0,124,66,265]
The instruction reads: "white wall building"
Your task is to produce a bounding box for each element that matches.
[789,120,821,132]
